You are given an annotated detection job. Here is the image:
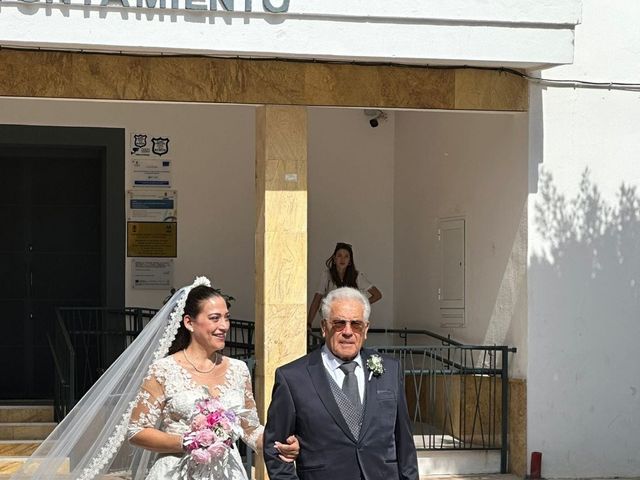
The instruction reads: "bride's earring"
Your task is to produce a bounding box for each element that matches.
[184,316,194,332]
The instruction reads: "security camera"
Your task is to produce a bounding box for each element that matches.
[364,109,386,128]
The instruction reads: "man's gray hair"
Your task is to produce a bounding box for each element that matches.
[321,287,371,322]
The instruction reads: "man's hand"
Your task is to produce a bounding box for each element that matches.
[274,435,299,463]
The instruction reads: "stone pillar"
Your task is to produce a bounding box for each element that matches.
[255,105,308,479]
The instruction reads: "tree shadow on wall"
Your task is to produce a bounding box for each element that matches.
[531,168,640,365]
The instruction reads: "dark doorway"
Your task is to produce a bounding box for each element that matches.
[0,126,124,401]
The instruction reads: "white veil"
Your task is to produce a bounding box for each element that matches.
[11,276,212,480]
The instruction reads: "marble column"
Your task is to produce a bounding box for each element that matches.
[254,105,308,479]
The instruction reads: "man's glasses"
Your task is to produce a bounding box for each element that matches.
[328,319,367,333]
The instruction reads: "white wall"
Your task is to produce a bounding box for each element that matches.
[394,110,529,378]
[527,0,640,477]
[0,99,397,325]
[0,1,579,68]
[308,107,395,328]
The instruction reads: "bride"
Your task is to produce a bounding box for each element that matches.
[11,277,298,480]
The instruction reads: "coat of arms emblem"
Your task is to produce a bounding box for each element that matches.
[133,134,147,148]
[130,134,148,155]
[151,137,170,156]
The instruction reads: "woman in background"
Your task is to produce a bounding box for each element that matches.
[307,242,382,328]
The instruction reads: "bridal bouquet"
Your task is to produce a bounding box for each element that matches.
[182,398,241,465]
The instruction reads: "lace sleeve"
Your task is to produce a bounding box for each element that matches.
[127,369,166,440]
[238,362,264,452]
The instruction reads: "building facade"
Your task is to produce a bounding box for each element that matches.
[0,0,638,478]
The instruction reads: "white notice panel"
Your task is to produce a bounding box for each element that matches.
[127,190,177,222]
[132,158,172,188]
[132,259,174,290]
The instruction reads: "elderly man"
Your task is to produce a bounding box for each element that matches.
[263,287,418,480]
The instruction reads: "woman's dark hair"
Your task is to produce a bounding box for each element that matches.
[325,242,359,289]
[168,285,225,355]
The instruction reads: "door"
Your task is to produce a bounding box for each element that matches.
[438,217,466,327]
[0,147,102,399]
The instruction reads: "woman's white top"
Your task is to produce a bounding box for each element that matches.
[315,268,375,297]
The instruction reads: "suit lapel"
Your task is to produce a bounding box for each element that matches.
[359,349,379,440]
[306,348,357,442]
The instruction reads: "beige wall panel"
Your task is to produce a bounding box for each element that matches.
[254,303,307,400]
[262,232,307,305]
[262,107,308,175]
[264,191,307,233]
[379,66,456,110]
[508,378,527,476]
[454,68,529,111]
[302,62,456,109]
[0,50,527,111]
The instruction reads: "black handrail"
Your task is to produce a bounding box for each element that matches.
[48,310,76,421]
[374,344,517,373]
[370,327,464,346]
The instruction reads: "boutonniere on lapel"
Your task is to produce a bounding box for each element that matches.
[366,354,385,381]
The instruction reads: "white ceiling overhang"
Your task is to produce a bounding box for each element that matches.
[0,0,582,69]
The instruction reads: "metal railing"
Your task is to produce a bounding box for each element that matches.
[367,327,463,346]
[49,306,158,417]
[223,319,255,359]
[47,313,75,421]
[372,344,515,473]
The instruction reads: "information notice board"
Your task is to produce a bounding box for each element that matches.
[127,222,177,257]
[132,259,173,289]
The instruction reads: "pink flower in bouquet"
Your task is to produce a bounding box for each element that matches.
[191,448,212,465]
[194,429,215,446]
[191,414,208,431]
[206,411,222,426]
[207,441,227,458]
[217,416,231,431]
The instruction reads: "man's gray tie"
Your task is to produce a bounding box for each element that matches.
[339,361,361,408]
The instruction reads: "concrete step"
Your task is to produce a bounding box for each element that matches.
[0,406,53,424]
[418,449,502,476]
[0,423,56,441]
[0,441,41,457]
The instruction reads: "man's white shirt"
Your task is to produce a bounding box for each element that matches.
[321,345,365,403]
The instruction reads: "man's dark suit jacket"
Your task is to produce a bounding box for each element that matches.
[263,347,419,480]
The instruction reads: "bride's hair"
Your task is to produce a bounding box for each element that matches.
[168,285,224,355]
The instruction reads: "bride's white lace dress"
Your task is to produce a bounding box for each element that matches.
[128,355,263,480]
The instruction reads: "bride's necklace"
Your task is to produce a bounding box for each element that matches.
[182,349,218,374]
